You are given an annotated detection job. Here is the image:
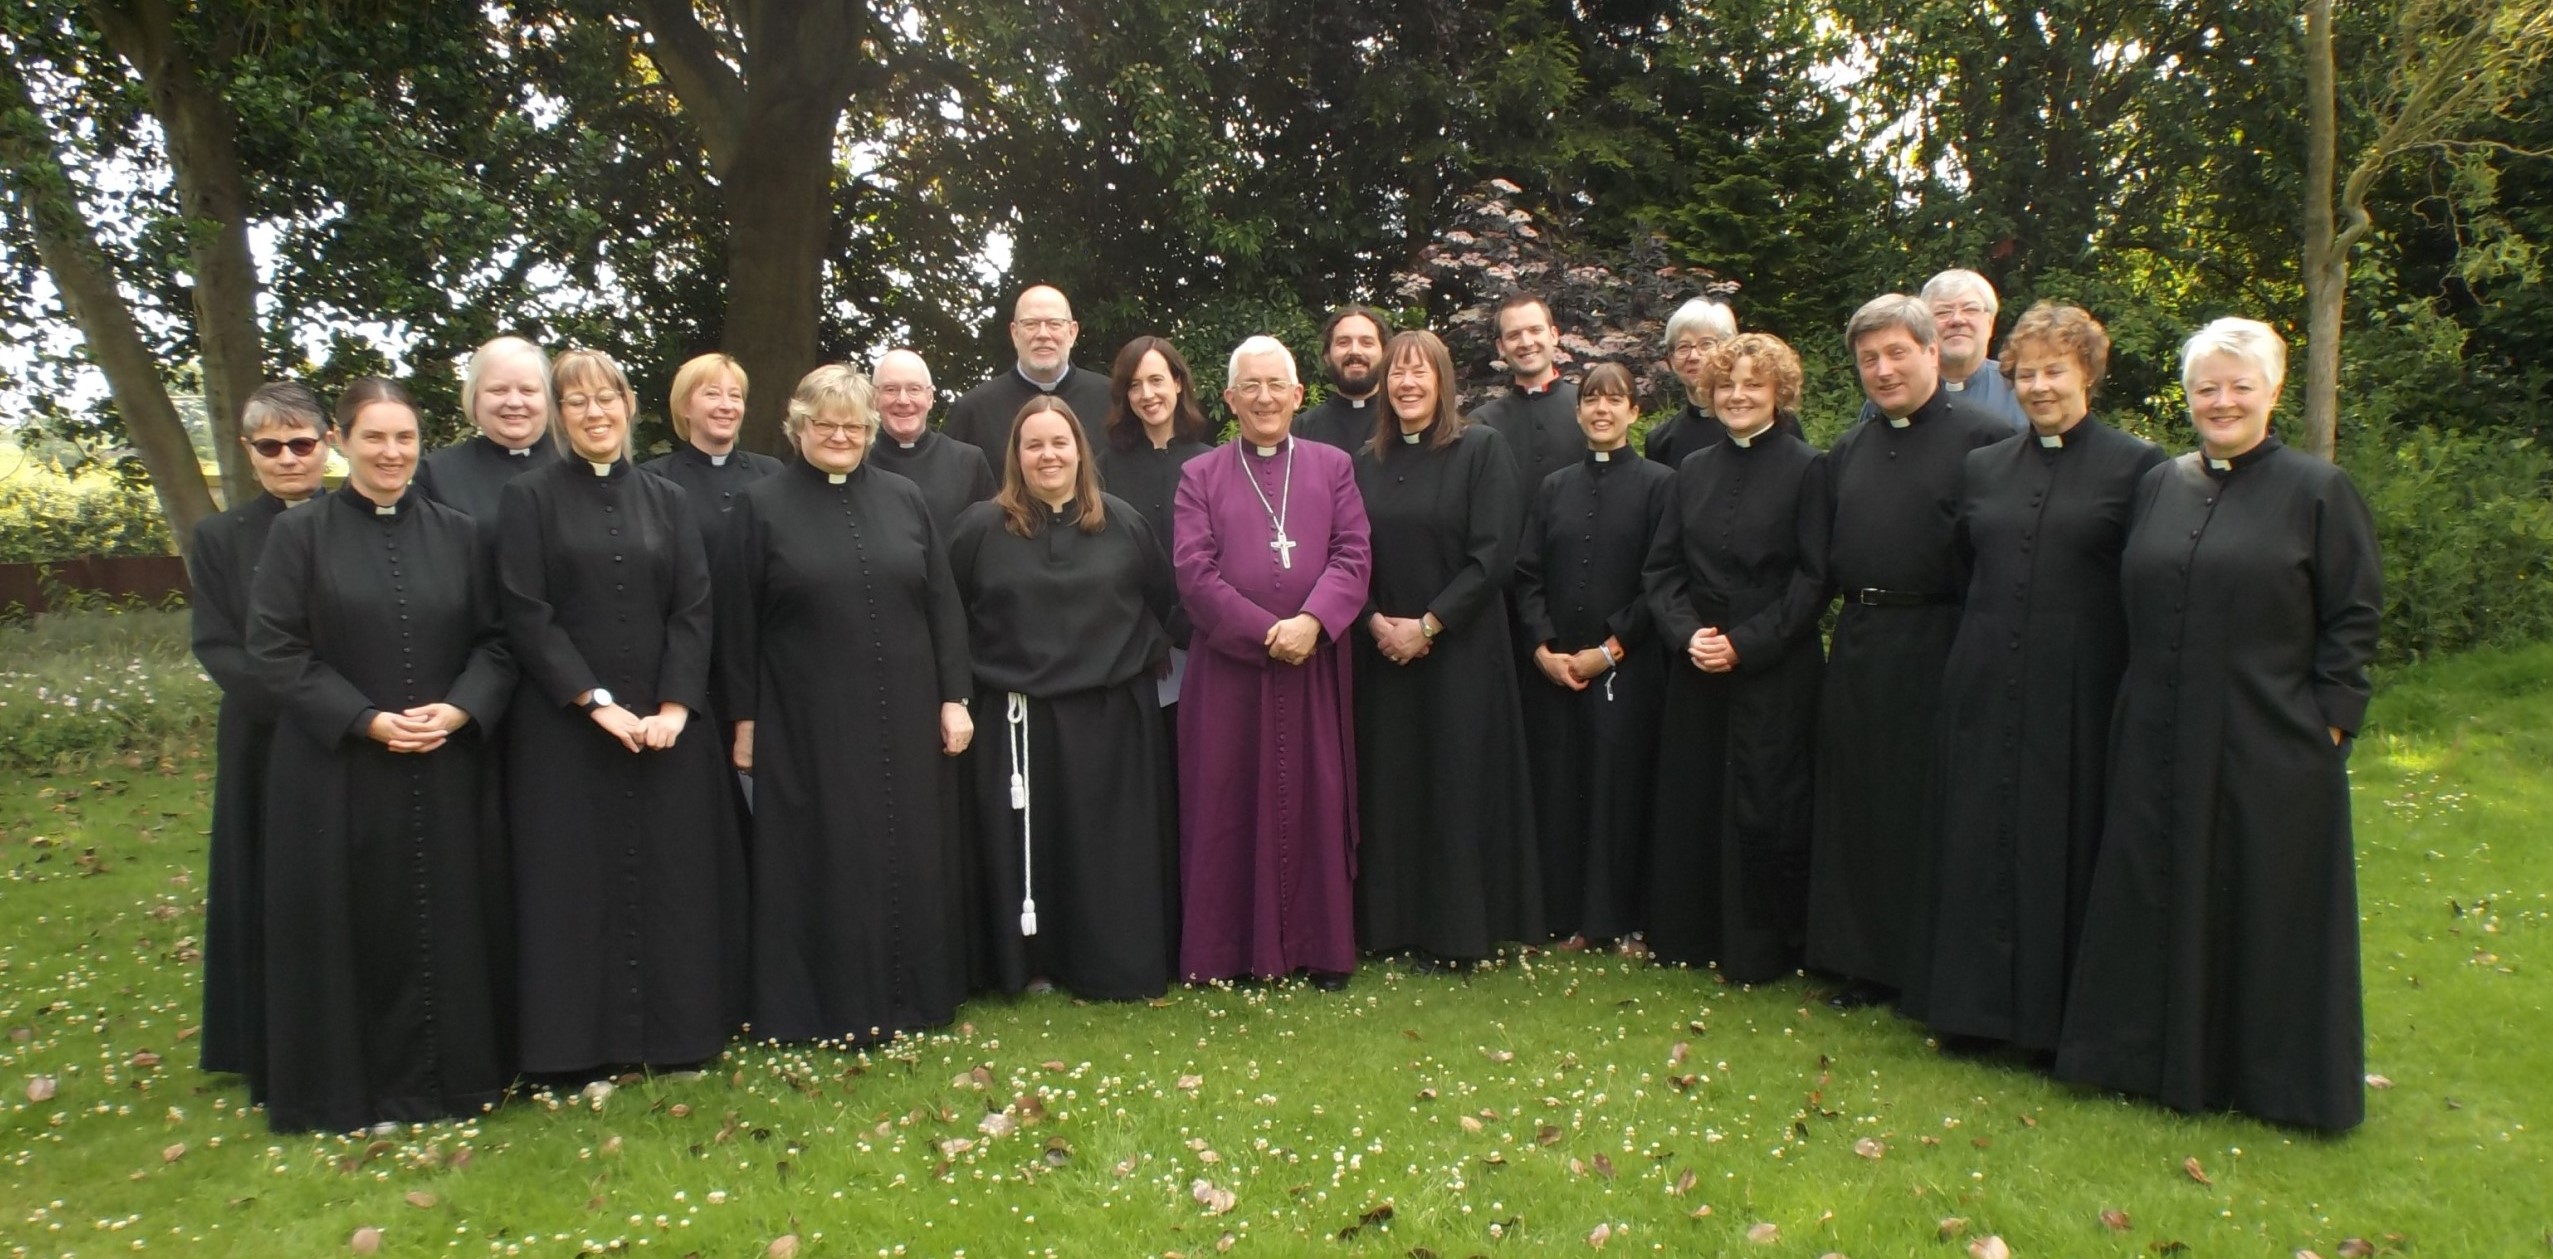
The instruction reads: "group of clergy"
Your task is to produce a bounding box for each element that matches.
[186,274,2379,1138]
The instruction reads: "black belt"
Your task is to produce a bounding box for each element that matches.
[1846,588,1952,607]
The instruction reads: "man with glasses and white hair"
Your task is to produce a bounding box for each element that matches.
[1923,269,2028,432]
[1170,335,1372,990]
[943,285,1116,454]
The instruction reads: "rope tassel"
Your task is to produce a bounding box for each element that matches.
[1006,692,1038,936]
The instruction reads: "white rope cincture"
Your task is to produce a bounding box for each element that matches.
[1006,691,1038,936]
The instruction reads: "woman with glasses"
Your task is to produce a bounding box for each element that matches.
[494,349,747,1079]
[1642,299,1738,471]
[719,365,976,1045]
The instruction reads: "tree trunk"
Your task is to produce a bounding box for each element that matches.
[2300,0,2343,461]
[0,60,219,553]
[89,0,268,502]
[722,97,841,454]
[624,0,875,454]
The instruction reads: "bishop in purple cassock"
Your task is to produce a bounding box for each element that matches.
[1173,336,1372,986]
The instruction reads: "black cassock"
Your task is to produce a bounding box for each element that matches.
[1642,403,1724,472]
[1296,393,1383,456]
[1916,419,2164,1047]
[2058,437,2381,1132]
[944,366,1115,455]
[1097,437,1215,646]
[1353,424,1543,960]
[1512,448,1673,942]
[247,485,516,1133]
[639,443,785,740]
[1804,389,2008,996]
[874,429,998,532]
[414,434,558,521]
[1474,379,1582,527]
[188,494,300,1093]
[948,494,1178,1000]
[1640,425,1827,981]
[719,460,973,1044]
[495,460,747,1072]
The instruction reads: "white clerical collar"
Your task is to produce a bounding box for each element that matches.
[1887,416,1912,428]
[1347,396,1372,408]
[588,459,614,477]
[499,441,535,457]
[710,452,729,467]
[2038,433,2065,449]
[827,471,848,484]
[1516,374,1560,396]
[2205,456,2232,471]
[1401,430,1423,445]
[1016,363,1067,392]
[1943,377,1968,392]
[1253,443,1281,457]
[1730,432,1753,448]
[1591,450,1613,462]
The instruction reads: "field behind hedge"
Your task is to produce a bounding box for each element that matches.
[0,615,2545,1257]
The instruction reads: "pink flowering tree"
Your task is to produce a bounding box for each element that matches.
[1394,180,1738,408]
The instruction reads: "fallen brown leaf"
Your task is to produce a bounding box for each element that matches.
[1591,1153,1615,1179]
[24,1074,59,1102]
[404,1191,437,1209]
[1176,1073,1205,1090]
[1746,1221,1780,1245]
[1853,1138,1886,1160]
[2101,1209,2132,1232]
[349,1225,384,1254]
[1938,1217,1968,1240]
[1668,1041,1690,1065]
[1672,1169,1698,1196]
[1968,1237,2011,1259]
[1536,1125,1563,1146]
[2364,1074,2393,1090]
[161,1142,186,1163]
[2182,1156,2213,1186]
[2336,1241,2374,1258]
[1588,1221,1613,1248]
[766,1235,800,1259]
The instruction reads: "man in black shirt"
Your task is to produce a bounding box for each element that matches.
[1471,292,1581,522]
[942,285,1115,452]
[871,348,997,532]
[1296,304,1392,454]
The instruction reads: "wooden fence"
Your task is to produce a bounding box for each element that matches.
[0,555,192,615]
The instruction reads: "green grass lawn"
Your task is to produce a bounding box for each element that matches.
[1,630,2546,1258]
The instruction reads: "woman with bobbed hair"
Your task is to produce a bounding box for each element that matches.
[1352,329,1542,968]
[2057,318,2382,1131]
[1914,304,2164,1052]
[718,364,976,1045]
[1640,333,1826,980]
[495,348,746,1078]
[249,377,516,1132]
[1097,335,1217,677]
[1643,298,1738,470]
[642,352,785,551]
[951,397,1179,1000]
[415,335,558,520]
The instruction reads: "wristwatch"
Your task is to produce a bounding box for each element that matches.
[1420,616,1441,640]
[581,688,615,713]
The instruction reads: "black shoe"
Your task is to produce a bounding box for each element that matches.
[1824,980,1895,1010]
[1310,971,1351,992]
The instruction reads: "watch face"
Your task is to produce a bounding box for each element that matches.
[590,689,614,707]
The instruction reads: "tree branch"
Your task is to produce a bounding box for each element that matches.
[627,0,749,173]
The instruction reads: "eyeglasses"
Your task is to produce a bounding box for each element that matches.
[561,389,624,409]
[1229,380,1295,399]
[806,421,867,440]
[1013,318,1073,333]
[248,437,322,458]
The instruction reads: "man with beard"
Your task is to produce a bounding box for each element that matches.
[1803,294,2008,1011]
[414,335,559,520]
[1296,305,1391,454]
[870,349,998,531]
[943,286,1115,454]
[1924,270,2027,432]
[1471,292,1581,526]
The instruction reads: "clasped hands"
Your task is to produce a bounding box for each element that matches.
[1264,613,1323,666]
[584,694,691,753]
[1687,626,1740,673]
[1536,636,1625,692]
[366,703,470,754]
[1367,612,1438,665]
[730,702,973,773]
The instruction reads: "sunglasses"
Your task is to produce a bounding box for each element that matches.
[249,437,323,458]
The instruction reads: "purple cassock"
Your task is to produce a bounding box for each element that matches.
[1172,435,1373,981]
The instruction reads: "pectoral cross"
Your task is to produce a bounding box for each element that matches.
[1271,528,1297,569]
